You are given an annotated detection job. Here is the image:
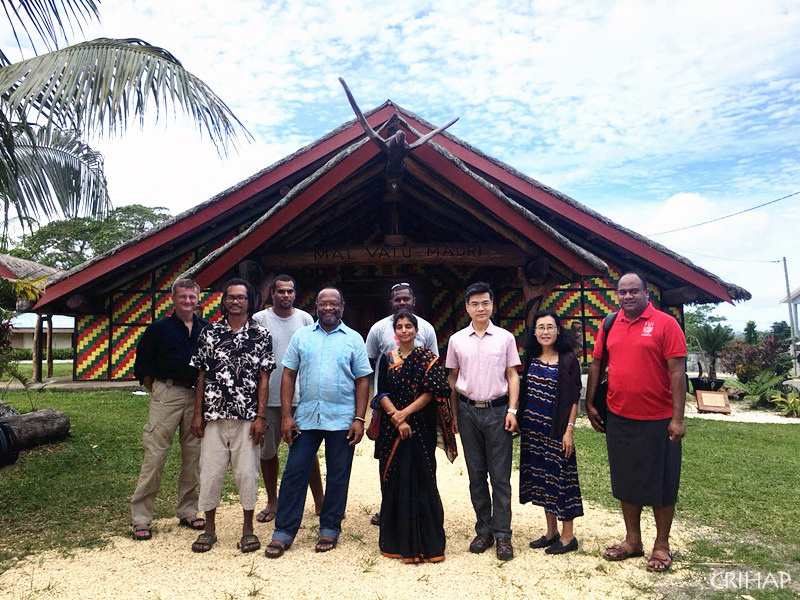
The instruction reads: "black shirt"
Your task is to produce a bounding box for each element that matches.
[133,312,208,386]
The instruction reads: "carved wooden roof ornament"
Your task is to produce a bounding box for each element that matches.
[339,77,458,181]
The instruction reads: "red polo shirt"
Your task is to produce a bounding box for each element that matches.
[592,302,686,420]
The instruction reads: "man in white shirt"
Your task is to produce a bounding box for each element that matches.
[252,275,323,523]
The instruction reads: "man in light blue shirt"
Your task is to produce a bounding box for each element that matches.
[265,287,372,558]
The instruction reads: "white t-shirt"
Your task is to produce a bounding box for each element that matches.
[252,307,314,406]
[365,314,439,359]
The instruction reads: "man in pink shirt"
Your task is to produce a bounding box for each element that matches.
[446,282,521,561]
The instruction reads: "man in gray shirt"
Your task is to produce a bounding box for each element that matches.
[364,282,439,525]
[252,275,323,523]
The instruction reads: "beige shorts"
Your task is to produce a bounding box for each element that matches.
[198,420,260,511]
[259,406,296,460]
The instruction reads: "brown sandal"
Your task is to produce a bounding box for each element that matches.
[314,536,338,552]
[602,540,644,561]
[646,549,674,572]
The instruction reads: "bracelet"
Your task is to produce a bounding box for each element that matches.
[256,415,266,421]
[507,408,518,415]
[353,416,366,423]
[567,422,576,428]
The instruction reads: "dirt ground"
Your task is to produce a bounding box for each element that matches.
[0,419,713,600]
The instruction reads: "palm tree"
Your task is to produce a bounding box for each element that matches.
[0,1,248,247]
[694,323,735,382]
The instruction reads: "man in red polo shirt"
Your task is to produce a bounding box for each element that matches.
[585,272,686,573]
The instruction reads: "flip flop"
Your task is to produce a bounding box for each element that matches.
[370,512,380,526]
[178,517,206,530]
[315,536,338,553]
[237,533,261,553]
[646,549,674,572]
[255,508,276,523]
[191,533,217,553]
[132,524,152,541]
[264,540,290,559]
[602,540,644,561]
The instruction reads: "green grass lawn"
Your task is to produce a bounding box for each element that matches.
[1,390,799,592]
[1,361,74,381]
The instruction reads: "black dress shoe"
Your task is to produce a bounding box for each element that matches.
[529,534,559,549]
[545,537,578,555]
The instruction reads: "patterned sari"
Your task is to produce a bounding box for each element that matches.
[372,347,456,563]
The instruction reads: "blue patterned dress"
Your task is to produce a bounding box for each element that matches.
[519,359,584,521]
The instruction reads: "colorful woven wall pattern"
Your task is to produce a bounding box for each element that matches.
[154,251,196,290]
[128,273,152,291]
[112,293,152,324]
[199,292,223,322]
[111,325,146,379]
[153,293,173,320]
[75,315,110,380]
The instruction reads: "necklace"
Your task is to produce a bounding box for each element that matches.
[397,345,414,360]
[539,352,558,365]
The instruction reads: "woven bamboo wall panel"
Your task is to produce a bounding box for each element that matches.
[75,315,110,380]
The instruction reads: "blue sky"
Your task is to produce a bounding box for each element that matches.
[7,0,800,330]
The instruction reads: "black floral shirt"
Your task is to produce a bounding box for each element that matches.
[190,319,275,421]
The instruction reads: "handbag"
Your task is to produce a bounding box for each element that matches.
[366,408,381,441]
[592,312,618,428]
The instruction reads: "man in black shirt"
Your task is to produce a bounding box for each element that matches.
[130,278,208,540]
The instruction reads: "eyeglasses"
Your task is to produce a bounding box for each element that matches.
[316,301,342,308]
[225,295,248,303]
[467,300,492,309]
[391,283,411,290]
[535,325,558,332]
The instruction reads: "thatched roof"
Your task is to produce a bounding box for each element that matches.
[0,254,60,282]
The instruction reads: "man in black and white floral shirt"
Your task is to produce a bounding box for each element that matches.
[189,277,275,554]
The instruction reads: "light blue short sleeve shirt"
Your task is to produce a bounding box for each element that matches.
[282,320,373,431]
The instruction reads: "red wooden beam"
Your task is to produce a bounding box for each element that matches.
[412,144,602,276]
[399,114,734,302]
[36,106,405,310]
[193,142,382,287]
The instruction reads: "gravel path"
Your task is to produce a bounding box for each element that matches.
[1,429,703,600]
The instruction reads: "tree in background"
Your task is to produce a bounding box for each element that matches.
[0,0,248,248]
[743,321,759,345]
[10,204,170,270]
[684,305,727,352]
[694,323,735,382]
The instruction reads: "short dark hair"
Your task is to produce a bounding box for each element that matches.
[393,310,418,330]
[618,271,649,290]
[465,281,493,304]
[270,274,296,294]
[221,277,257,317]
[172,278,200,294]
[317,287,345,304]
[524,310,573,359]
[390,283,414,298]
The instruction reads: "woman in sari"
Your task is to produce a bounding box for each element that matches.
[371,311,457,563]
[519,310,583,555]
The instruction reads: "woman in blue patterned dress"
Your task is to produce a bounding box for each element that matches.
[519,310,583,555]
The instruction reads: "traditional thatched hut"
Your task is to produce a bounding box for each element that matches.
[33,101,749,380]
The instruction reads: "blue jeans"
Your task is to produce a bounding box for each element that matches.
[272,429,354,545]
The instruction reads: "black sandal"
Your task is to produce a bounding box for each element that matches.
[264,540,289,559]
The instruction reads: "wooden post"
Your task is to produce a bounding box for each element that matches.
[45,315,53,378]
[32,314,43,383]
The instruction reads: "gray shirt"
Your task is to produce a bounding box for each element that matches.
[253,307,314,407]
[365,314,439,359]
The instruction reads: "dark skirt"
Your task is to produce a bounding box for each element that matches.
[379,417,446,563]
[606,411,681,506]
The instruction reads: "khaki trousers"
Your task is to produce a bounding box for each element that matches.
[198,419,260,511]
[130,381,200,525]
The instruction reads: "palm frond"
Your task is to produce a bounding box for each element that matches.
[9,126,109,224]
[0,38,250,155]
[0,0,99,59]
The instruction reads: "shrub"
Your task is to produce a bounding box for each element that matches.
[719,335,792,383]
[771,389,800,418]
[725,371,786,407]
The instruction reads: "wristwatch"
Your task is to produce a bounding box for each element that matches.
[507,408,518,415]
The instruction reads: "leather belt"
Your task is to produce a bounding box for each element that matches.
[155,377,193,389]
[459,394,508,409]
